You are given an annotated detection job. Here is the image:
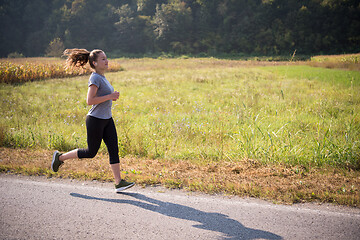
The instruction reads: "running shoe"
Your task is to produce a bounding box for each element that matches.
[115,179,135,192]
[51,151,63,172]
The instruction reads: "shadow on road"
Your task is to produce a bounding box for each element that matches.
[70,192,282,240]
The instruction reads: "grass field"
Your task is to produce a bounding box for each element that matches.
[0,56,359,206]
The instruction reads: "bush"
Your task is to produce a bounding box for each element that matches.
[7,52,24,58]
[45,38,65,57]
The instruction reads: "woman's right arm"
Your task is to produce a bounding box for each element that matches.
[86,85,119,105]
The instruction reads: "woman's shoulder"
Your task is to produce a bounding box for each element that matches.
[89,72,102,87]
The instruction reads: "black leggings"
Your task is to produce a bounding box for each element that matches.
[78,115,120,164]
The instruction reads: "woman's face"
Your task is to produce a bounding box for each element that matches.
[94,52,108,71]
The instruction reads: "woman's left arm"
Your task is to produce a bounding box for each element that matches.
[86,85,119,105]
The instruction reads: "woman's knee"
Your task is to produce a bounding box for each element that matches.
[87,150,98,159]
[110,158,120,165]
[78,149,98,159]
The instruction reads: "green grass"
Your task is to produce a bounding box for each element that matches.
[1,58,359,170]
[264,65,360,87]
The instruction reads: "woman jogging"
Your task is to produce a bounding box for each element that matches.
[51,48,134,192]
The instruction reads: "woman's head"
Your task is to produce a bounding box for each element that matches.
[64,48,105,70]
[88,49,105,69]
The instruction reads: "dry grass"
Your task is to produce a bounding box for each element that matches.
[116,57,299,72]
[1,147,359,207]
[0,57,123,84]
[307,53,360,71]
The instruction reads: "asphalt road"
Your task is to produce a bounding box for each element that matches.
[1,173,359,240]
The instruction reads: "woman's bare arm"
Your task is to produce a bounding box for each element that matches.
[86,85,119,106]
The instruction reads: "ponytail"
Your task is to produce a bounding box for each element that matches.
[63,48,104,70]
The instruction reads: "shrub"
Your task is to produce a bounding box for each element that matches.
[7,52,24,58]
[46,38,65,57]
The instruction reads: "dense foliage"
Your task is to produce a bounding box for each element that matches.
[1,0,359,57]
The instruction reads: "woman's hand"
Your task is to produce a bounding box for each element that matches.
[110,91,120,101]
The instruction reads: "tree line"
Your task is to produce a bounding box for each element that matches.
[1,0,359,58]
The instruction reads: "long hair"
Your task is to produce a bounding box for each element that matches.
[63,48,103,70]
